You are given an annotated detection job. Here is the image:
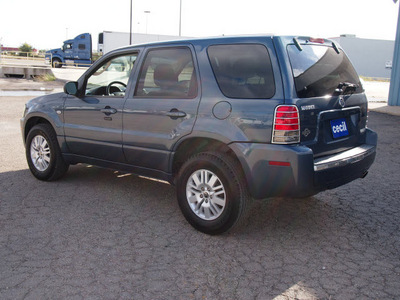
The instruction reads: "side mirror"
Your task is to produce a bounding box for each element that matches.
[64,81,78,96]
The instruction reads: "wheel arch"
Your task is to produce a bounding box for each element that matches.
[51,55,63,61]
[25,121,69,181]
[23,117,53,142]
[171,137,243,184]
[23,116,66,153]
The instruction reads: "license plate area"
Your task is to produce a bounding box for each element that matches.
[330,118,349,139]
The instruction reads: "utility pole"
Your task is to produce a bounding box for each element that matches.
[130,0,133,45]
[179,0,182,36]
[144,11,151,34]
[389,0,400,106]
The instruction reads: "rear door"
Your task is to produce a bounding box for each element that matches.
[122,45,200,172]
[284,38,367,157]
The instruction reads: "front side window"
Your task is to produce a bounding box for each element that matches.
[85,54,137,97]
[287,45,362,98]
[207,44,275,99]
[63,43,73,51]
[135,47,197,98]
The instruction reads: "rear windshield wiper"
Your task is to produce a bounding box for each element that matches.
[334,82,358,96]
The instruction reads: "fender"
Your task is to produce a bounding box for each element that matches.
[21,93,67,151]
[51,54,64,63]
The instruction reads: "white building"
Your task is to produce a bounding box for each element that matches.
[332,34,394,79]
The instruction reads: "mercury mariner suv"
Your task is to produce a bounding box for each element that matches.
[21,36,377,234]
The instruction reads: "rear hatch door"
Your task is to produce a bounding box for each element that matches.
[285,38,367,157]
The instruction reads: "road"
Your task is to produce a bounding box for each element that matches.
[0,96,399,299]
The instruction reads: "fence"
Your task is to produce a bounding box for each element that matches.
[0,51,47,67]
[0,51,93,68]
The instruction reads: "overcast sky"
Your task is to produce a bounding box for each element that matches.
[1,0,399,50]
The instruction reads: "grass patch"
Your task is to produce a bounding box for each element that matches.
[35,73,56,82]
[360,76,390,82]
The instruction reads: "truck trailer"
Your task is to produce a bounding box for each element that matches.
[98,31,186,55]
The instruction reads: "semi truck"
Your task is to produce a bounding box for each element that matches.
[45,33,92,68]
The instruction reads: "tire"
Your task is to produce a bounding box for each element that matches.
[26,124,69,181]
[177,151,249,235]
[52,58,62,68]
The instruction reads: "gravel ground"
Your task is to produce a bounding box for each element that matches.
[0,86,399,299]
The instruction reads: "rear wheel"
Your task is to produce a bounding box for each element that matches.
[177,151,249,235]
[26,124,69,181]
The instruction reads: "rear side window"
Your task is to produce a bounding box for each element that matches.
[207,44,275,99]
[287,45,362,98]
[135,47,198,99]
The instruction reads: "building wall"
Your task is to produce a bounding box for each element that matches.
[98,32,395,79]
[389,3,400,106]
[332,35,394,79]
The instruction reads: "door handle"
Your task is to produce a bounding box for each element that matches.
[101,107,117,115]
[165,109,186,119]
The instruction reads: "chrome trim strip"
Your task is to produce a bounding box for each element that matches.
[314,145,375,171]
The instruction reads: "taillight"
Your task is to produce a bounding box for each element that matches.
[272,105,300,144]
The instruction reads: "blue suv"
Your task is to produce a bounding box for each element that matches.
[21,36,377,234]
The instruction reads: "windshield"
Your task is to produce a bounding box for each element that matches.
[287,44,363,98]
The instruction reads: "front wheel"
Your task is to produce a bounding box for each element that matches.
[26,124,69,181]
[177,151,249,235]
[52,58,62,68]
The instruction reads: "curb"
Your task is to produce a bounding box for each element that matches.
[370,105,400,116]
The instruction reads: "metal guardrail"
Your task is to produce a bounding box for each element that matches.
[0,51,44,59]
[0,52,92,69]
[0,52,47,66]
[51,60,93,68]
[43,53,93,68]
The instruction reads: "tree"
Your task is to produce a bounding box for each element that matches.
[19,43,33,53]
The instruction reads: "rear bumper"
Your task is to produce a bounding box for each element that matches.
[231,129,377,199]
[314,145,375,171]
[313,144,376,193]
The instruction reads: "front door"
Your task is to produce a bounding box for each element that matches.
[63,53,138,162]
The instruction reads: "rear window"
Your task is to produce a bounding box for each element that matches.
[287,45,362,98]
[207,44,275,99]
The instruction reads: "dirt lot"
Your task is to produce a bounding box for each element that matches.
[0,86,399,299]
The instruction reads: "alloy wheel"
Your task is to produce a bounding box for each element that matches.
[30,135,51,172]
[186,169,226,220]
